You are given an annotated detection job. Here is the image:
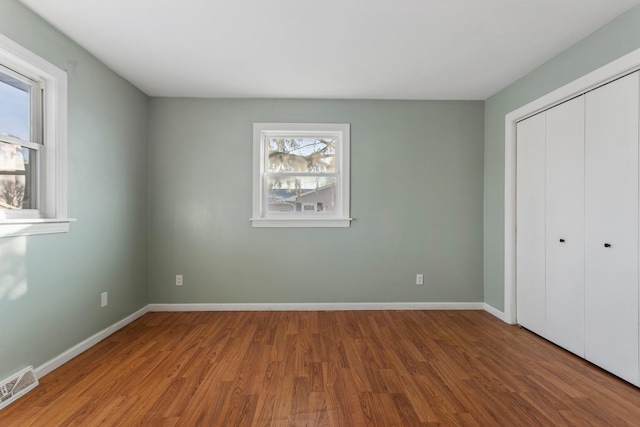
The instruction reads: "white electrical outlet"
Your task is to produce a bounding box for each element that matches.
[416,274,424,285]
[176,275,183,286]
[101,292,108,307]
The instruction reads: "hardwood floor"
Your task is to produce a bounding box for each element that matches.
[1,310,639,426]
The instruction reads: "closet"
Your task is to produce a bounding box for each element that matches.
[516,71,640,386]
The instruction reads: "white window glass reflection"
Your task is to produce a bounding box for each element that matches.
[0,68,31,141]
[266,176,337,213]
[0,142,35,209]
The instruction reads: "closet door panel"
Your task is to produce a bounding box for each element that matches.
[585,71,639,385]
[517,112,546,336]
[545,96,585,357]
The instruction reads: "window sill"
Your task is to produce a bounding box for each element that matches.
[0,218,76,237]
[250,217,352,228]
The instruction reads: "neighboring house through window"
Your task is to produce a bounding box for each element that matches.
[0,33,69,237]
[252,123,351,227]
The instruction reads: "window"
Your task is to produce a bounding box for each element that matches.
[0,65,40,213]
[0,33,69,237]
[252,123,351,227]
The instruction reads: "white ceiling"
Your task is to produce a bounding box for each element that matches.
[19,0,640,100]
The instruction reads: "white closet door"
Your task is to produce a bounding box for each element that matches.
[545,96,585,357]
[585,71,639,385]
[517,112,546,336]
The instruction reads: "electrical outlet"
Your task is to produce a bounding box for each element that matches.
[101,292,108,307]
[176,275,183,286]
[416,274,424,285]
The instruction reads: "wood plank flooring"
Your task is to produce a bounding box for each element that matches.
[1,310,639,426]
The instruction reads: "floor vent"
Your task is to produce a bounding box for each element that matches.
[0,366,38,410]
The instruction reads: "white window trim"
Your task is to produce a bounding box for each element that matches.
[0,33,72,237]
[251,123,352,228]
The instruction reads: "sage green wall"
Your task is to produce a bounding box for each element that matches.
[149,99,484,304]
[484,5,640,311]
[0,1,149,379]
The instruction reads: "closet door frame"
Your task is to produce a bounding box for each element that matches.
[503,48,640,325]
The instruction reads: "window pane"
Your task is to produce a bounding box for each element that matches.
[0,141,35,209]
[0,70,31,141]
[266,176,336,213]
[266,137,335,173]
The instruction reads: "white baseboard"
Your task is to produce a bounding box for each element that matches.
[148,302,485,312]
[483,303,510,323]
[35,306,149,379]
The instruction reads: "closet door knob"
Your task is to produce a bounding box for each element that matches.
[559,239,565,243]
[604,243,611,248]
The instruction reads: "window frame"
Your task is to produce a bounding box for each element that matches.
[251,123,351,228]
[0,33,70,237]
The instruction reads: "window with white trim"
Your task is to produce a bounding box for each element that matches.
[0,33,69,237]
[252,123,351,227]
